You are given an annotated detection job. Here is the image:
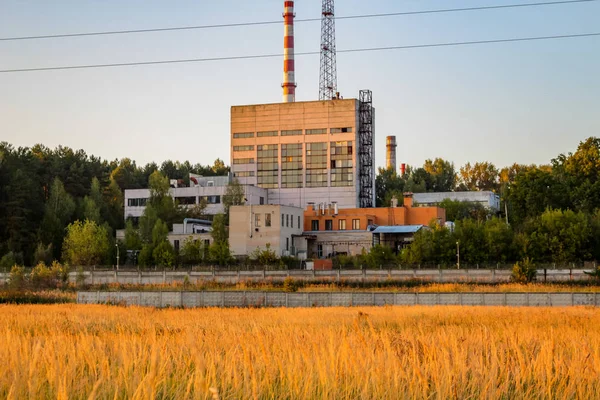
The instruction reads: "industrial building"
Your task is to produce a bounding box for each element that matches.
[230,96,375,209]
[123,174,267,222]
[300,193,445,258]
[228,204,305,258]
[413,191,501,213]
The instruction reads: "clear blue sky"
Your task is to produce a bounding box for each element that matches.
[1,0,598,170]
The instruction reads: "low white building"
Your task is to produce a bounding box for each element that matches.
[413,191,500,212]
[229,205,304,258]
[124,174,268,221]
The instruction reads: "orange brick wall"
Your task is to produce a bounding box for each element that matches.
[304,205,445,231]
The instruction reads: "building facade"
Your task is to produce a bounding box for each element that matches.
[229,205,304,258]
[413,191,501,213]
[230,98,375,209]
[124,175,268,221]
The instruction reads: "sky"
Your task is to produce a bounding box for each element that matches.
[1,0,599,171]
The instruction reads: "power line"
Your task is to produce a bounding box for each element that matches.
[0,0,596,42]
[1,33,598,74]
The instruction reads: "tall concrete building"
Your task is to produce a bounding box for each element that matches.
[230,96,375,209]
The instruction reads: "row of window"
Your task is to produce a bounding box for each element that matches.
[233,127,353,138]
[311,219,362,231]
[233,145,254,151]
[253,213,301,229]
[127,198,147,207]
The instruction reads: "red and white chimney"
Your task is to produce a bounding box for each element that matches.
[282,1,296,103]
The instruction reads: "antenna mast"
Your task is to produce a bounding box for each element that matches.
[319,0,337,100]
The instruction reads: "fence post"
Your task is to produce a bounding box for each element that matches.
[139,292,142,306]
[504,292,507,306]
[572,292,575,307]
[285,293,289,307]
[372,292,375,306]
[163,270,166,284]
[160,291,163,308]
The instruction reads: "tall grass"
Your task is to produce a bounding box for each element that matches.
[1,305,599,398]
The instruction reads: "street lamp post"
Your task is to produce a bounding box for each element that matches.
[456,241,460,269]
[115,243,119,271]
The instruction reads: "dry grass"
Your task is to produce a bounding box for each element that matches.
[1,305,600,399]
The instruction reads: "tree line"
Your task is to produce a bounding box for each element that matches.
[377,137,600,266]
[0,142,228,267]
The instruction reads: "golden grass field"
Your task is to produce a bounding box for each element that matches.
[1,305,600,399]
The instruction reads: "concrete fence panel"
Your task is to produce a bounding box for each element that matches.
[76,290,600,308]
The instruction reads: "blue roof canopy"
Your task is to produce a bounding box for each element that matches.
[372,225,423,234]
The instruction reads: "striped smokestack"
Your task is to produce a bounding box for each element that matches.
[282,1,296,103]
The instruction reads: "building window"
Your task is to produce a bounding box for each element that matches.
[257,131,278,137]
[281,143,303,188]
[260,197,264,205]
[330,141,353,187]
[265,213,271,227]
[325,220,333,231]
[298,216,301,230]
[368,219,374,227]
[257,144,278,189]
[306,128,327,135]
[233,145,254,151]
[233,132,254,138]
[233,158,255,164]
[306,142,328,188]
[281,129,302,136]
[311,220,319,231]
[330,127,352,134]
[127,198,148,207]
[201,195,221,204]
[255,213,261,227]
[317,244,323,258]
[175,196,196,205]
[352,219,360,230]
[282,214,285,227]
[338,219,346,230]
[291,215,294,228]
[233,171,255,178]
[286,214,289,227]
[286,237,289,251]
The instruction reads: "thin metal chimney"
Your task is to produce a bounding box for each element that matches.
[282,1,296,102]
[386,136,397,171]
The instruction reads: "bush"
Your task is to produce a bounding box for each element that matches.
[511,258,537,283]
[8,265,26,290]
[283,276,298,292]
[0,252,22,270]
[250,244,279,267]
[31,262,54,289]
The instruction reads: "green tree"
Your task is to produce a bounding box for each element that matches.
[152,241,176,268]
[124,220,142,251]
[423,158,456,192]
[62,220,110,266]
[223,179,245,219]
[180,236,204,265]
[375,167,405,207]
[484,218,514,263]
[458,162,499,192]
[40,178,76,260]
[438,199,490,222]
[211,214,228,245]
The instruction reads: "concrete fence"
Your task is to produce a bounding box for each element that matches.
[0,268,596,285]
[77,291,600,308]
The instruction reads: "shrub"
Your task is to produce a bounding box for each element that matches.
[511,258,537,283]
[283,276,298,292]
[8,265,26,290]
[31,262,53,289]
[0,252,22,270]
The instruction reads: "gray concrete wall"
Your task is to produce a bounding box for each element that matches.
[0,268,595,285]
[77,291,600,308]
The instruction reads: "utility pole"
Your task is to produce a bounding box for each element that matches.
[115,243,119,271]
[456,241,460,269]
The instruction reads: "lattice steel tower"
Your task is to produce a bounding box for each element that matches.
[319,0,337,100]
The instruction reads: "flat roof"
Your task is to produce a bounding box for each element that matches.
[372,225,423,234]
[231,98,356,108]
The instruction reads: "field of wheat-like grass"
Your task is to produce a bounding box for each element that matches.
[1,305,600,399]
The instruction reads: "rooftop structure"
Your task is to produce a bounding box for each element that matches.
[413,191,501,213]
